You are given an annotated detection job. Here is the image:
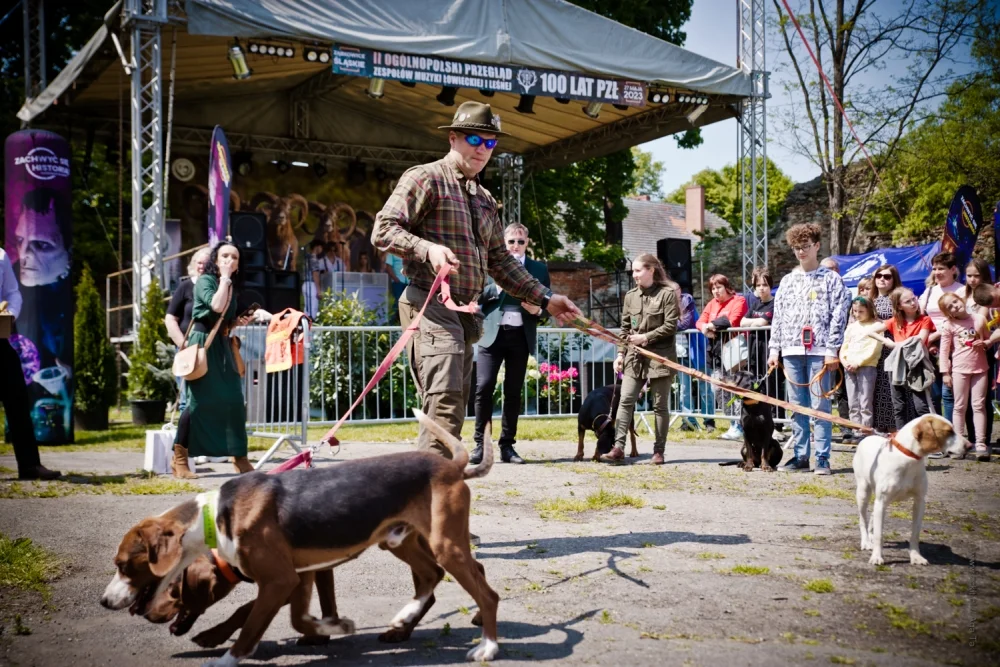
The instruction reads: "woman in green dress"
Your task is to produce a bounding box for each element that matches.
[173,242,254,477]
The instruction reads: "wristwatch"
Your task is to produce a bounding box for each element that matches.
[538,288,552,312]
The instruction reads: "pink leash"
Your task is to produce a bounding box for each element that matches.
[318,265,477,449]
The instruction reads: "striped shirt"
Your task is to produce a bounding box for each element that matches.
[371,153,547,306]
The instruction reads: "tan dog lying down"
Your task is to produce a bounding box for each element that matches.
[101,410,499,664]
[853,414,969,566]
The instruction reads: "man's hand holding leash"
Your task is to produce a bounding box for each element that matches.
[427,244,460,275]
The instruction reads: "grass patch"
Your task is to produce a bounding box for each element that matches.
[803,579,835,594]
[829,657,856,665]
[504,489,522,497]
[978,605,1000,621]
[599,610,613,624]
[536,488,644,519]
[801,534,826,542]
[791,483,853,501]
[0,471,200,498]
[728,564,770,576]
[696,552,726,560]
[0,533,60,600]
[876,602,931,635]
[804,609,821,617]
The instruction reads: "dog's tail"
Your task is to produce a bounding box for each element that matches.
[412,408,484,478]
[463,421,495,480]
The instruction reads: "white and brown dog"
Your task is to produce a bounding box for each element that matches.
[853,414,970,566]
[101,410,500,665]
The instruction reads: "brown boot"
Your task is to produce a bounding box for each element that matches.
[172,445,197,479]
[233,456,254,474]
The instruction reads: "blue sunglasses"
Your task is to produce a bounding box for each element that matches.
[464,134,498,149]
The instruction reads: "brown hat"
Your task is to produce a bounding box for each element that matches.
[438,101,509,136]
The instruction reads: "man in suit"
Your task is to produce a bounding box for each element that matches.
[471,223,550,464]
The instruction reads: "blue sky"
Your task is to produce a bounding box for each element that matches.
[643,0,976,195]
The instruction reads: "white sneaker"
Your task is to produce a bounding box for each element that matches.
[720,425,744,441]
[207,456,230,463]
[194,456,209,465]
[772,429,786,442]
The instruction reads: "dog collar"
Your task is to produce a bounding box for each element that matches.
[202,490,219,549]
[888,434,922,460]
[211,549,242,585]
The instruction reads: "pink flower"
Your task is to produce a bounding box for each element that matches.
[539,362,550,373]
[547,372,559,383]
[542,384,549,392]
[568,367,579,378]
[570,386,578,394]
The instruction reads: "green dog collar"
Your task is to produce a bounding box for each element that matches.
[203,491,219,549]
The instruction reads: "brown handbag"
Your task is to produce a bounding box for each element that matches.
[171,291,229,381]
[230,335,246,377]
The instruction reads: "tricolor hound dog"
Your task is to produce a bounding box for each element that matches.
[101,410,500,664]
[853,414,970,566]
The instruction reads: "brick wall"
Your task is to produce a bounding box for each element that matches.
[547,261,604,309]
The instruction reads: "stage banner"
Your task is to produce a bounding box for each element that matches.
[994,202,1000,286]
[3,129,74,444]
[941,184,983,269]
[332,44,647,108]
[207,125,232,248]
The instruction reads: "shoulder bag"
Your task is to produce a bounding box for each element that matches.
[172,290,229,382]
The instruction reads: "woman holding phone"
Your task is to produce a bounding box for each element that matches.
[172,241,256,478]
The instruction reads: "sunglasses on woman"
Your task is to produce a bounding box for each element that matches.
[464,134,498,149]
[875,273,893,280]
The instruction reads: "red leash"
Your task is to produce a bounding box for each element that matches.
[318,266,477,448]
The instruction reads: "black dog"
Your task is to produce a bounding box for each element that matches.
[724,370,783,472]
[576,383,639,462]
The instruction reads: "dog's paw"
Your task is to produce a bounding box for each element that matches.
[741,463,754,472]
[909,551,929,566]
[316,617,355,636]
[573,453,584,462]
[471,610,483,626]
[860,538,871,551]
[761,464,774,472]
[628,449,639,458]
[868,553,884,566]
[200,651,240,667]
[191,628,231,649]
[466,638,500,662]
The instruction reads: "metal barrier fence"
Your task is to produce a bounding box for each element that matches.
[301,324,782,430]
[234,322,311,468]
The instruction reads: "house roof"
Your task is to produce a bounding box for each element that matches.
[621,198,729,260]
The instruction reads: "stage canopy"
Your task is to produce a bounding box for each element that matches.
[19,0,752,169]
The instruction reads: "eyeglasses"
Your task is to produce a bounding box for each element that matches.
[464,134,498,149]
[875,273,893,280]
[506,238,526,246]
[791,243,816,253]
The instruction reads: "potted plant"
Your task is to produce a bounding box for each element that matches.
[126,279,175,425]
[73,264,117,430]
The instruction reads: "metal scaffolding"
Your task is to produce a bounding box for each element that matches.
[495,153,524,228]
[127,0,167,323]
[21,0,46,112]
[737,0,769,290]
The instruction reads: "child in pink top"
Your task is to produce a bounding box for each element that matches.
[938,292,990,456]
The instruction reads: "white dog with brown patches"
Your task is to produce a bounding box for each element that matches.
[853,414,970,566]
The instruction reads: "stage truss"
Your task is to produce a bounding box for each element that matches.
[24,0,768,303]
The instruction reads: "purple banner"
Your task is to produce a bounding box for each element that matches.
[207,125,232,247]
[4,129,74,444]
[941,184,983,269]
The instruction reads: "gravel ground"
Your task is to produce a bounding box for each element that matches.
[1,437,999,667]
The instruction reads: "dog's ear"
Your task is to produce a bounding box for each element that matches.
[912,416,945,453]
[141,520,185,578]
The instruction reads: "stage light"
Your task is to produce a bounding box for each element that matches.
[648,91,669,104]
[303,46,331,63]
[249,43,260,54]
[249,41,295,58]
[583,102,602,119]
[272,159,290,174]
[228,41,251,80]
[436,86,458,106]
[347,159,367,186]
[291,160,310,168]
[479,89,495,97]
[686,103,709,124]
[234,152,253,176]
[366,78,386,99]
[314,162,328,178]
[555,97,570,104]
[515,94,536,114]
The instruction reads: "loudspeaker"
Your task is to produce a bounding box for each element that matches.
[266,269,301,312]
[657,238,693,294]
[239,269,267,312]
[230,211,268,269]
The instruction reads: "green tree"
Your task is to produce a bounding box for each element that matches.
[666,158,795,230]
[73,264,117,421]
[127,280,174,402]
[629,147,665,200]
